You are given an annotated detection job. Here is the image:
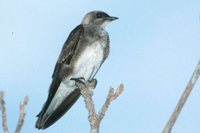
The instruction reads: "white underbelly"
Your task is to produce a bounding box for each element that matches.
[46,43,104,114]
[73,43,104,80]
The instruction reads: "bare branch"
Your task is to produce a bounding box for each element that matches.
[163,60,200,133]
[98,84,124,122]
[77,80,124,133]
[78,80,98,132]
[0,91,9,133]
[15,96,29,133]
[0,92,29,133]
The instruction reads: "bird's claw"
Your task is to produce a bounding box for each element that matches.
[71,77,86,87]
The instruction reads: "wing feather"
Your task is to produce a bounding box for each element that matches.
[36,24,84,129]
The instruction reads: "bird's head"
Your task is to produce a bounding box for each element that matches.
[81,11,118,28]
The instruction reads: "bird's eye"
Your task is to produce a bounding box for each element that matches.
[96,13,102,18]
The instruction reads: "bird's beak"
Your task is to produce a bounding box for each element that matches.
[107,16,119,21]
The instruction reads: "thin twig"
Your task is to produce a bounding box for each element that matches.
[163,60,200,133]
[77,80,124,133]
[0,91,9,133]
[15,96,29,133]
[98,84,124,122]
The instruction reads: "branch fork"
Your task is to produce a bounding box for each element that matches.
[0,92,29,133]
[76,79,124,133]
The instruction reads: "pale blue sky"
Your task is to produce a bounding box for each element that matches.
[0,0,200,133]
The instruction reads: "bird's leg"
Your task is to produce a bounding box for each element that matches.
[71,77,86,86]
[71,77,98,92]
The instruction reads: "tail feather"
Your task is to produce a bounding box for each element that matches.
[35,77,61,129]
[36,89,80,129]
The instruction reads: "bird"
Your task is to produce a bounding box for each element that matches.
[35,10,118,129]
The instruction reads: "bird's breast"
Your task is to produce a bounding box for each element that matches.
[73,41,104,80]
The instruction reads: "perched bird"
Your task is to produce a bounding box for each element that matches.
[36,11,118,129]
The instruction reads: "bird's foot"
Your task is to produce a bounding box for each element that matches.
[71,77,86,87]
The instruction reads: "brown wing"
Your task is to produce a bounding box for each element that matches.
[36,24,84,129]
[52,24,84,78]
[50,24,84,99]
